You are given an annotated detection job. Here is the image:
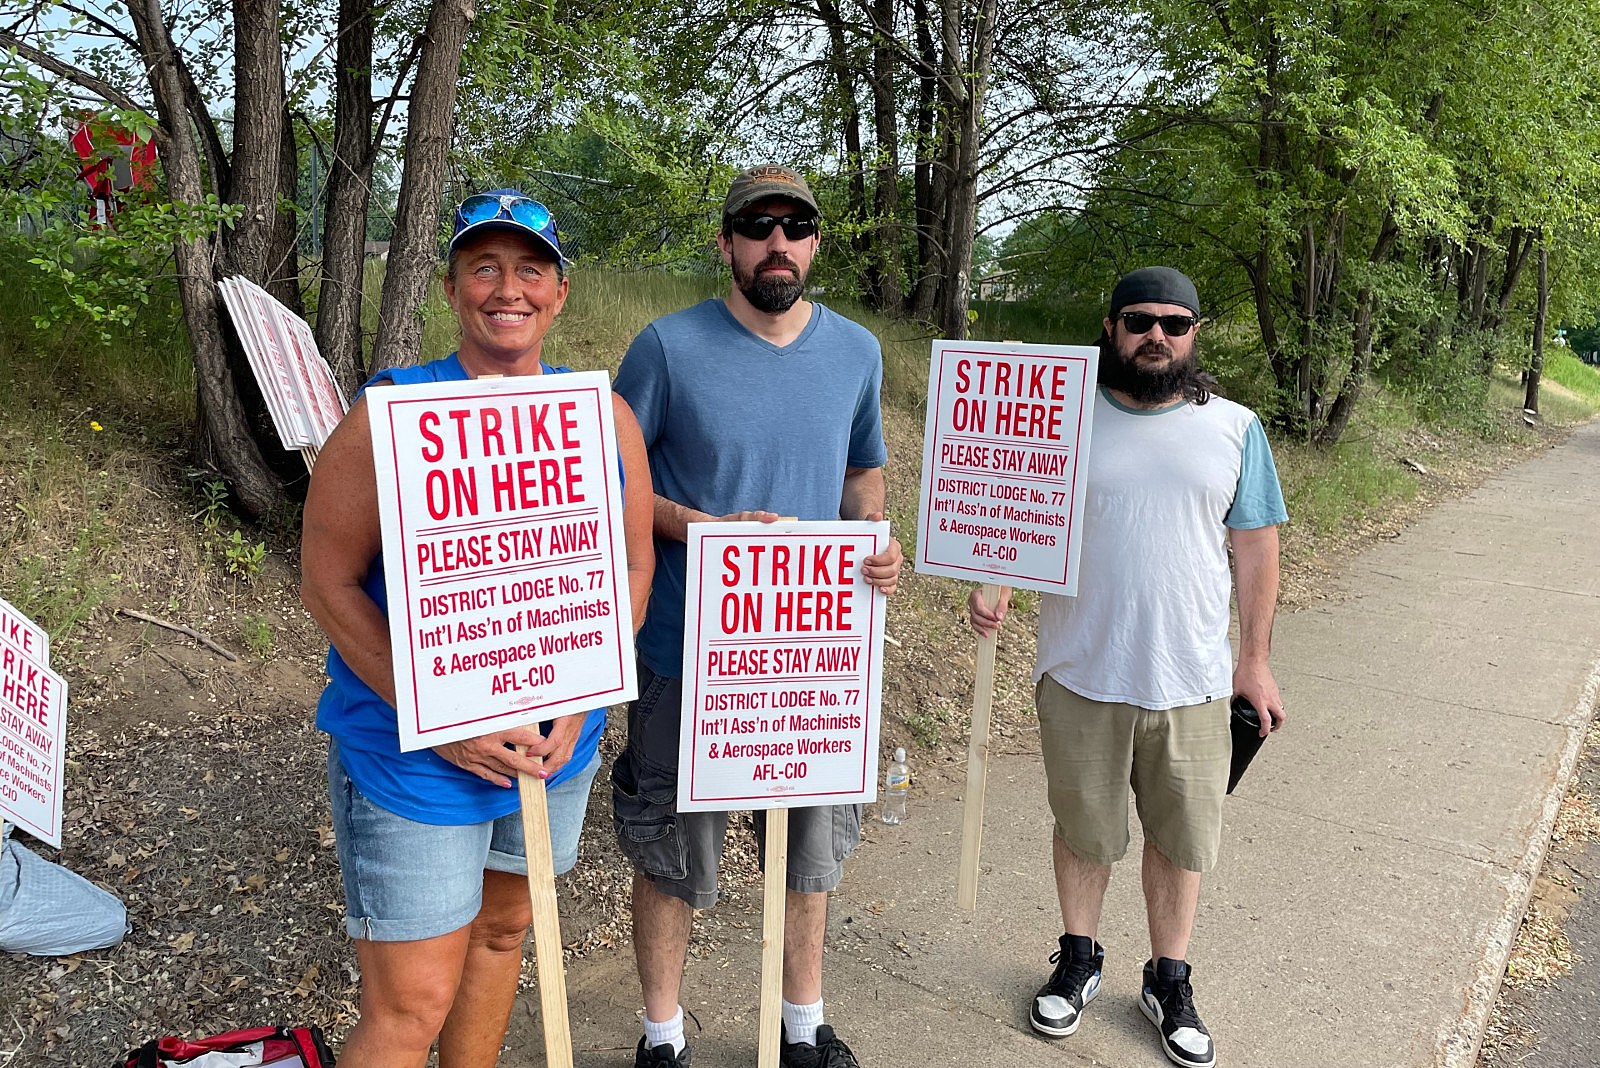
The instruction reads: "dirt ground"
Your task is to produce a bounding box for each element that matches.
[0,401,1574,1066]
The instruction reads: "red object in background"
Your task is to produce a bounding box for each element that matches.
[69,117,158,225]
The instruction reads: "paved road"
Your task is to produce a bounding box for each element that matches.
[504,421,1600,1068]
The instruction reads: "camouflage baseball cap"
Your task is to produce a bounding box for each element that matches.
[723,165,819,218]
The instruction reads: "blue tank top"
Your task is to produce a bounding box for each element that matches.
[314,353,608,824]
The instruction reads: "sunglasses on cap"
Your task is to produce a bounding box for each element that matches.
[727,214,820,241]
[1117,311,1199,337]
[456,193,553,233]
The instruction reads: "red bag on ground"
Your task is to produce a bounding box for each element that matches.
[113,1025,335,1067]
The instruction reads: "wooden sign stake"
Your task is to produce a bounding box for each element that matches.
[517,752,575,1068]
[759,808,790,1068]
[957,582,1001,910]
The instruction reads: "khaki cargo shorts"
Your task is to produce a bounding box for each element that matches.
[1035,675,1229,873]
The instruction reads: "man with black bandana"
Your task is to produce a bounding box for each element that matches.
[970,267,1287,1068]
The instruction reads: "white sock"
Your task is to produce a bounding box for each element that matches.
[643,1007,685,1054]
[782,998,825,1045]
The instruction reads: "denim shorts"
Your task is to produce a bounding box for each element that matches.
[611,663,861,910]
[328,741,602,942]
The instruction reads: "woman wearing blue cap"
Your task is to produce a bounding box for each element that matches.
[302,190,654,1067]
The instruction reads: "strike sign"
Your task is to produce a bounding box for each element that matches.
[679,522,888,812]
[368,372,637,752]
[1,613,67,848]
[915,341,1098,595]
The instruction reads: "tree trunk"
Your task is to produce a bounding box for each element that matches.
[128,0,284,517]
[265,102,304,315]
[1316,209,1400,446]
[227,0,284,282]
[817,0,873,304]
[906,0,942,321]
[1488,225,1534,332]
[934,0,996,340]
[866,0,904,311]
[1525,237,1548,414]
[372,0,476,371]
[316,0,377,395]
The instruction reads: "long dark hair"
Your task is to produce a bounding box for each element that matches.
[1095,329,1218,405]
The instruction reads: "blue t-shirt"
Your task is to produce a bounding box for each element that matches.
[614,298,888,677]
[314,353,607,824]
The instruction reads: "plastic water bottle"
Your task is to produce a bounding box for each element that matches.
[881,747,910,824]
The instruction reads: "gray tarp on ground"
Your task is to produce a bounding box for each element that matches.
[0,822,127,955]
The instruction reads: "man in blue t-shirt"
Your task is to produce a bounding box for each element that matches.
[613,165,903,1068]
[970,268,1287,1068]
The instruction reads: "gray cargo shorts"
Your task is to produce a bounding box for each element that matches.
[611,662,862,909]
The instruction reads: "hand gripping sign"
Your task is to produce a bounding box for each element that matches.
[914,340,1099,909]
[680,520,889,1068]
[367,370,637,1068]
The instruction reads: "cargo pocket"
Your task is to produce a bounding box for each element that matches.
[611,751,689,882]
[831,802,863,862]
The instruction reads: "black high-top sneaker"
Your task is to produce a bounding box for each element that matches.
[1140,957,1216,1068]
[1029,933,1104,1038]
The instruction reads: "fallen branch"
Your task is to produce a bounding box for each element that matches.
[118,609,239,662]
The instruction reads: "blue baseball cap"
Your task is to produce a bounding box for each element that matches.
[448,188,568,266]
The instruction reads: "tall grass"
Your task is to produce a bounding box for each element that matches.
[0,241,200,637]
[1541,350,1600,408]
[0,242,194,430]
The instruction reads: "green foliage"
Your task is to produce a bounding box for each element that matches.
[238,614,277,658]
[4,184,239,345]
[1385,335,1498,432]
[189,474,269,582]
[222,530,269,579]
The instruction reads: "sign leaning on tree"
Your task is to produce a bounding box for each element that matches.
[365,370,639,1068]
[914,340,1099,909]
[680,520,890,1068]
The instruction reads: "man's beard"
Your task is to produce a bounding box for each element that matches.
[1099,336,1196,404]
[734,252,806,313]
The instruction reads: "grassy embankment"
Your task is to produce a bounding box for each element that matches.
[6,257,1600,651]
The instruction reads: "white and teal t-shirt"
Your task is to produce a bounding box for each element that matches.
[1035,388,1287,710]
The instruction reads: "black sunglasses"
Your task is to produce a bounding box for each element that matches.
[727,214,820,241]
[1118,311,1199,337]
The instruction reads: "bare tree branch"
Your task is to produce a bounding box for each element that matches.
[0,29,154,122]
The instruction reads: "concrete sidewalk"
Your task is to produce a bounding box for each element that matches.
[512,421,1600,1068]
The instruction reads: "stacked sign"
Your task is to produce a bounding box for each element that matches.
[678,521,890,812]
[365,372,639,752]
[0,598,68,848]
[217,277,348,451]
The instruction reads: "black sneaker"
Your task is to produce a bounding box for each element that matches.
[1029,933,1104,1037]
[634,1037,692,1068]
[1140,957,1216,1068]
[779,1023,861,1068]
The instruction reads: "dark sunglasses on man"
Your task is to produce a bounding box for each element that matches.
[1117,311,1199,337]
[727,214,820,242]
